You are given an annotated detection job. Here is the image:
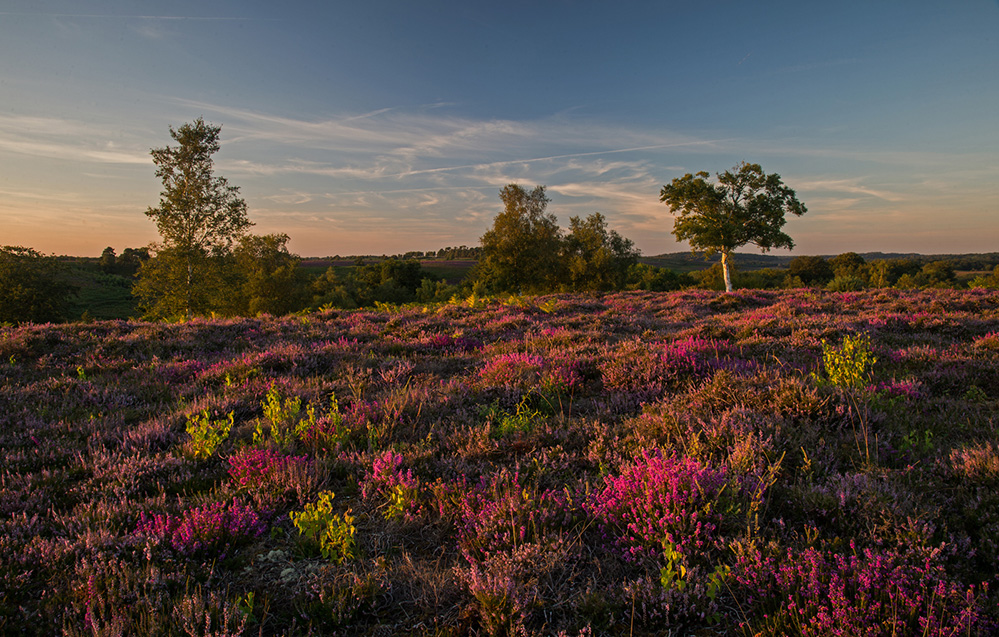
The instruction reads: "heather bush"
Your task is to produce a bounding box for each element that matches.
[456,469,576,565]
[360,449,421,520]
[298,565,383,630]
[228,447,317,507]
[172,588,249,637]
[598,337,717,396]
[733,542,993,636]
[586,450,761,564]
[137,498,266,559]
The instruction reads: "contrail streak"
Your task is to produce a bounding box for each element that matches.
[391,139,731,178]
[0,13,258,20]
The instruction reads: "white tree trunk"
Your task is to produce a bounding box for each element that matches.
[721,250,733,293]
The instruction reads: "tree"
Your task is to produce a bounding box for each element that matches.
[563,212,639,291]
[117,247,150,277]
[0,246,76,324]
[660,162,806,292]
[232,234,307,316]
[141,118,252,318]
[830,252,867,279]
[477,185,564,294]
[133,247,233,319]
[99,247,117,273]
[787,256,834,287]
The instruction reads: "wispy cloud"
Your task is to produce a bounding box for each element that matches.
[0,114,148,164]
[5,98,992,256]
[794,178,908,203]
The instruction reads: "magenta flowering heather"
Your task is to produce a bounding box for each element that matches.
[478,352,546,389]
[228,447,311,488]
[457,470,574,564]
[733,542,992,636]
[360,449,421,520]
[586,450,740,561]
[599,336,720,395]
[137,498,266,558]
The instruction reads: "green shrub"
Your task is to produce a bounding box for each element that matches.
[185,410,234,460]
[289,491,356,563]
[822,334,877,390]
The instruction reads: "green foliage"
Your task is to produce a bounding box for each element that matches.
[969,265,999,290]
[477,184,564,294]
[289,491,357,563]
[626,263,692,291]
[256,385,303,448]
[0,246,76,324]
[385,483,419,520]
[232,233,307,316]
[659,541,688,592]
[786,256,833,287]
[822,334,877,390]
[133,247,235,320]
[185,409,234,460]
[482,395,543,439]
[99,247,116,274]
[305,392,351,450]
[140,118,252,318]
[660,162,806,292]
[826,275,866,292]
[309,259,448,310]
[829,252,867,280]
[563,212,639,291]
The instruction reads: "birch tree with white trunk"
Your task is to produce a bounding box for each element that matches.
[660,162,806,293]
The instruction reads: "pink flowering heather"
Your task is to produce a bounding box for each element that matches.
[733,542,992,636]
[586,450,743,561]
[228,447,311,488]
[872,378,923,400]
[599,336,721,395]
[360,449,421,520]
[136,498,266,559]
[478,352,546,389]
[457,470,574,564]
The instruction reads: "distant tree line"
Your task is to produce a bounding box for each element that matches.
[692,252,972,291]
[99,246,150,277]
[399,246,482,260]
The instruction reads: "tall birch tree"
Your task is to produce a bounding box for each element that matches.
[138,118,252,318]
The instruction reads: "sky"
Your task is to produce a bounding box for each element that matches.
[1,0,997,258]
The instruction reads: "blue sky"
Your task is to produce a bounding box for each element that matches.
[1,0,997,257]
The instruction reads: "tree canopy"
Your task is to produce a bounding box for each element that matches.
[140,118,253,318]
[0,246,75,324]
[660,162,806,292]
[564,212,639,291]
[477,185,564,294]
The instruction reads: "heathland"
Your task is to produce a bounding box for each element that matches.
[2,288,998,635]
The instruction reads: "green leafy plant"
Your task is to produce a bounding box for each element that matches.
[822,334,877,390]
[289,491,356,563]
[901,428,934,454]
[385,483,418,520]
[307,392,350,449]
[256,384,303,448]
[659,541,688,592]
[482,395,542,439]
[185,409,234,459]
